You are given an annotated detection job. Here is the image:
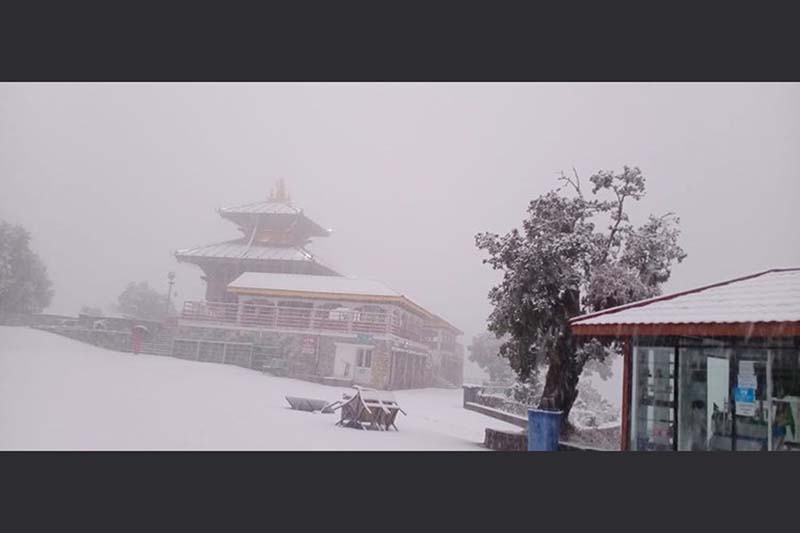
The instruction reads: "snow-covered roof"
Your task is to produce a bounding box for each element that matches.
[426,313,464,334]
[227,272,462,333]
[175,241,315,262]
[219,200,301,216]
[570,268,800,335]
[228,272,401,297]
[217,200,331,237]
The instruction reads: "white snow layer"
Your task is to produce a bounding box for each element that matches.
[572,268,800,326]
[0,326,521,451]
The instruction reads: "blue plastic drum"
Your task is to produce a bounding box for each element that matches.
[528,408,563,451]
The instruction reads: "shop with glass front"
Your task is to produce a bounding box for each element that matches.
[570,268,800,452]
[629,337,798,451]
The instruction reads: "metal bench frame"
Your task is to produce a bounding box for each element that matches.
[327,387,406,431]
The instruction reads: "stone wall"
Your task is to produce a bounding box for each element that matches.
[484,428,527,451]
[1,313,78,327]
[483,429,610,452]
[175,325,261,344]
[464,385,620,451]
[34,325,133,353]
[76,314,163,334]
[466,387,531,418]
[26,317,438,391]
[465,402,528,428]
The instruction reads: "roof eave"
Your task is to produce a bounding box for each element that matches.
[426,317,464,335]
[571,321,800,338]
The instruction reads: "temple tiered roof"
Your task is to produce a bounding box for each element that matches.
[177,240,317,262]
[217,201,331,240]
[175,180,340,301]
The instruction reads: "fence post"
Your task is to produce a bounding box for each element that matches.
[463,384,481,407]
[195,341,201,360]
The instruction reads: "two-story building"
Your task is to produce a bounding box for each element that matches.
[175,182,464,389]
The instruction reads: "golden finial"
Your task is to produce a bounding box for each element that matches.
[268,178,291,203]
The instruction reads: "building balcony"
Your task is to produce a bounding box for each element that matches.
[180,300,425,343]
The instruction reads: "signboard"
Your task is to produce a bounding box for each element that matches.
[734,387,754,403]
[736,359,758,416]
[737,374,758,390]
[301,335,318,355]
[734,386,756,417]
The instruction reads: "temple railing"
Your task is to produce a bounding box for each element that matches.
[181,300,424,342]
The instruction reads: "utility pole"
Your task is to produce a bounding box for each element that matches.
[166,271,176,315]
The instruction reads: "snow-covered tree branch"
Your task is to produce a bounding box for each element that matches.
[475,166,686,431]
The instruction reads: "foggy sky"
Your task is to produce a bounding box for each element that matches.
[1,83,799,345]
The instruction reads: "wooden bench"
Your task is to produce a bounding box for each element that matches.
[327,387,407,431]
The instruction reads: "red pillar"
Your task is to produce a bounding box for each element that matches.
[620,337,632,451]
[131,327,144,354]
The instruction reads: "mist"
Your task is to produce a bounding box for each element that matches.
[1,82,799,343]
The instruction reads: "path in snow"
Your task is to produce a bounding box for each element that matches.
[0,326,521,450]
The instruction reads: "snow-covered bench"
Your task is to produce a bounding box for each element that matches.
[327,387,407,431]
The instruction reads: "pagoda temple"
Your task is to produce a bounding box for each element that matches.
[173,179,464,390]
[176,180,340,302]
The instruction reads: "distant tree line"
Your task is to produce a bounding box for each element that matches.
[0,221,53,315]
[467,332,515,384]
[1,220,177,323]
[82,281,177,321]
[79,305,105,317]
[114,281,176,321]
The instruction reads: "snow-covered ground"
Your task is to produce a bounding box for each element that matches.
[0,326,521,450]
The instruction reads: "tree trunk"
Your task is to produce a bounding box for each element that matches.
[539,343,583,432]
[538,290,585,434]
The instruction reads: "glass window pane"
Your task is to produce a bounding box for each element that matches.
[630,346,675,451]
[769,347,800,451]
[677,345,733,451]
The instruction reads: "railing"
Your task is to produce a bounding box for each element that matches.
[181,300,424,342]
